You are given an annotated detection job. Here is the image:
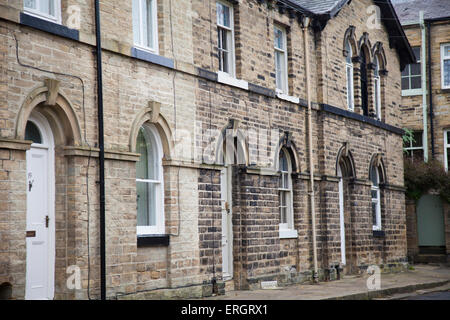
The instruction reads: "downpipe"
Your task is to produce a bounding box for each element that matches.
[94,0,106,300]
[302,17,319,283]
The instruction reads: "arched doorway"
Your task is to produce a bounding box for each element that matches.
[336,145,356,273]
[25,112,55,300]
[337,164,346,266]
[417,195,445,254]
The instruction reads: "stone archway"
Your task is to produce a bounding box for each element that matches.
[15,80,85,300]
[336,143,357,274]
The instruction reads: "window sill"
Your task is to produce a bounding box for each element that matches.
[373,230,385,238]
[217,72,248,90]
[137,234,170,247]
[279,229,298,239]
[131,47,174,69]
[402,89,424,97]
[20,12,79,41]
[276,92,300,104]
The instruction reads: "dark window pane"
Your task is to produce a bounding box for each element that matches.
[25,121,42,144]
[410,63,421,76]
[372,202,377,226]
[401,65,409,77]
[413,149,424,162]
[412,47,421,62]
[444,60,450,87]
[411,76,422,89]
[136,128,149,180]
[447,148,450,169]
[401,77,410,90]
[370,166,379,186]
[412,131,423,147]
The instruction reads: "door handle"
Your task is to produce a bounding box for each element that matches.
[45,215,49,228]
[225,201,230,214]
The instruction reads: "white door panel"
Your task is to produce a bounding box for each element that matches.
[221,167,233,280]
[25,115,55,300]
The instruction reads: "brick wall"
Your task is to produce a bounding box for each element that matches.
[0,0,409,299]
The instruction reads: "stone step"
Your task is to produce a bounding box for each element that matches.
[415,254,448,264]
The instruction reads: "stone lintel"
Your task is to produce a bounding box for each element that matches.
[0,138,32,151]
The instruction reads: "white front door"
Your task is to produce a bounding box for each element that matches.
[25,115,55,300]
[221,166,233,280]
[337,165,346,266]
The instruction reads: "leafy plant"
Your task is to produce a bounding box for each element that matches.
[402,128,414,153]
[404,159,450,203]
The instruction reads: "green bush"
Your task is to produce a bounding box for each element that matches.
[404,159,450,203]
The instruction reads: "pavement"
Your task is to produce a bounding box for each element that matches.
[202,264,450,300]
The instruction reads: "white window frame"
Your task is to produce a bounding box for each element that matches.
[371,166,382,231]
[444,130,450,172]
[374,56,381,120]
[274,24,289,95]
[278,149,297,239]
[136,124,165,235]
[402,46,422,96]
[133,0,159,54]
[23,0,61,24]
[345,41,354,111]
[441,43,450,90]
[404,130,424,160]
[217,0,236,77]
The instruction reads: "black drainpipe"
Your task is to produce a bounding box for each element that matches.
[94,0,106,300]
[426,20,435,158]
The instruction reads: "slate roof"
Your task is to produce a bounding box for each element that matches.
[392,0,450,24]
[287,0,348,15]
[279,0,416,68]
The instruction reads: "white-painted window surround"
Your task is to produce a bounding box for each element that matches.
[444,130,450,172]
[217,1,235,77]
[133,0,159,54]
[345,40,354,111]
[370,165,382,231]
[276,92,299,104]
[274,25,288,94]
[217,71,248,90]
[403,130,424,162]
[136,124,165,235]
[373,56,381,120]
[402,47,422,95]
[24,0,61,24]
[278,148,297,239]
[441,43,450,89]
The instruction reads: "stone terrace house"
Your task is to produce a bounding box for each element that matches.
[0,0,414,299]
[393,0,450,263]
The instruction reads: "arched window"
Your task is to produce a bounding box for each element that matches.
[345,40,354,111]
[136,124,164,235]
[25,121,43,144]
[370,164,381,231]
[360,49,369,116]
[373,55,381,120]
[278,148,297,238]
